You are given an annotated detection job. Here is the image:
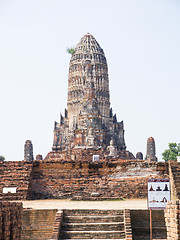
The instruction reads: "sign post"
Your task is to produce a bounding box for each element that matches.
[150,209,152,240]
[147,178,170,240]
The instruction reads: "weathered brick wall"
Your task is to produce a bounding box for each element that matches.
[22,209,57,240]
[168,161,180,200]
[0,201,22,240]
[29,159,167,200]
[164,200,180,240]
[0,158,168,201]
[0,161,33,200]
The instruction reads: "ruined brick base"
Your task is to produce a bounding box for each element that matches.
[165,200,180,240]
[29,159,168,200]
[0,161,33,201]
[0,202,22,240]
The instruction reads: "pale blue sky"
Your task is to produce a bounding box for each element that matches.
[0,0,180,160]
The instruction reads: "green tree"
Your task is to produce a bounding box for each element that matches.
[162,143,180,162]
[0,155,5,162]
[66,47,75,55]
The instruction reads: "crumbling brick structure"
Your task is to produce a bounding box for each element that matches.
[0,202,22,240]
[0,161,33,201]
[29,158,167,200]
[0,157,168,201]
[165,200,180,240]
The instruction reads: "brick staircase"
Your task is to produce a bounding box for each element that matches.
[58,209,126,239]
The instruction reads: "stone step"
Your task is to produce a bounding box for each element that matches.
[174,178,180,184]
[58,239,125,240]
[61,222,124,231]
[133,236,167,239]
[59,230,126,239]
[173,175,180,178]
[174,178,180,181]
[132,228,167,239]
[59,239,126,240]
[173,176,180,179]
[174,179,180,182]
[63,209,124,216]
[63,215,124,223]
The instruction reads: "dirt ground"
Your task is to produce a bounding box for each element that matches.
[20,199,147,210]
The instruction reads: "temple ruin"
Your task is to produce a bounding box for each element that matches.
[1,33,180,240]
[51,33,134,159]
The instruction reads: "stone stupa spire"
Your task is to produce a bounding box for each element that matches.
[145,137,157,162]
[52,33,127,153]
[24,140,34,161]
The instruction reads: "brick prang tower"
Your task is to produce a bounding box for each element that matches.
[145,137,157,162]
[24,140,34,161]
[52,33,127,154]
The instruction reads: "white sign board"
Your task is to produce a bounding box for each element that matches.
[93,155,99,162]
[3,187,17,194]
[148,179,170,209]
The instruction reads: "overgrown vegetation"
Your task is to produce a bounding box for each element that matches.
[66,47,75,55]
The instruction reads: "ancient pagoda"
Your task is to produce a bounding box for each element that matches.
[145,137,157,162]
[50,33,134,159]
